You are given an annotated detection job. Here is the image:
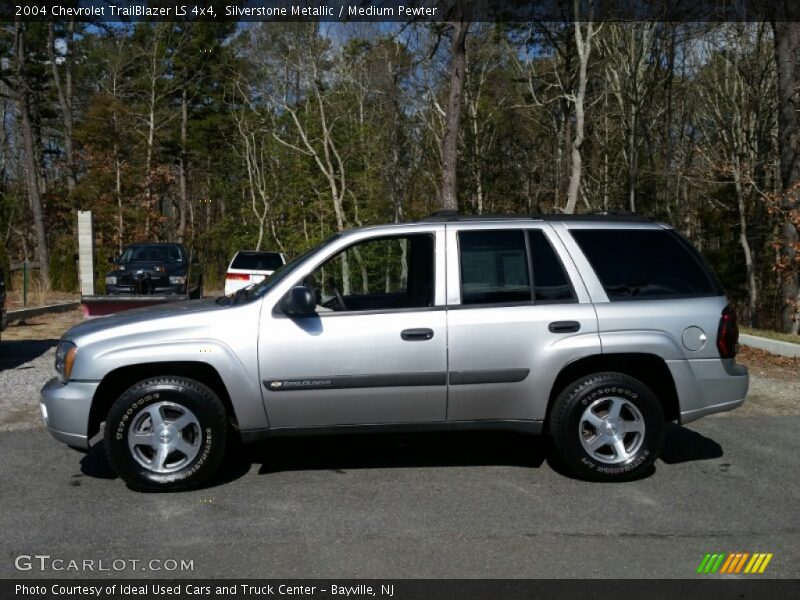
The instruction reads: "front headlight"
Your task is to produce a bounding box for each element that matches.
[105,276,117,285]
[55,341,78,383]
[169,275,186,285]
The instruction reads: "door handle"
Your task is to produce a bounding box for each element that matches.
[401,328,434,341]
[548,321,581,333]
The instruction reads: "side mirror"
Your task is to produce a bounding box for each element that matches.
[108,256,117,264]
[280,286,317,317]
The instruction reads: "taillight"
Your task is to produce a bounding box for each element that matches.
[226,273,250,281]
[717,305,739,358]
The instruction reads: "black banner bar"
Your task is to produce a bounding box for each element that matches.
[4,580,800,600]
[4,0,800,23]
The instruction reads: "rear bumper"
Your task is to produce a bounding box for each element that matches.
[40,377,98,450]
[667,359,749,424]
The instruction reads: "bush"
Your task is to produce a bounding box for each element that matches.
[0,241,9,291]
[48,236,79,292]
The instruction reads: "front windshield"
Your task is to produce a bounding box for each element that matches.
[221,234,341,304]
[120,245,183,263]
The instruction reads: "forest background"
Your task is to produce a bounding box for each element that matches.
[2,4,800,333]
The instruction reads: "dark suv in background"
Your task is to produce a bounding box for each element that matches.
[105,243,202,298]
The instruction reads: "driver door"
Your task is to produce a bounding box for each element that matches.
[258,230,447,428]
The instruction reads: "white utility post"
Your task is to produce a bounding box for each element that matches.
[77,211,95,296]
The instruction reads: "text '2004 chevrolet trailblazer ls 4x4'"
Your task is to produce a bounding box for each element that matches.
[41,213,748,490]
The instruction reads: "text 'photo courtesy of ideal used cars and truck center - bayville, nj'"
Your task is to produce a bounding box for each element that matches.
[1,0,799,597]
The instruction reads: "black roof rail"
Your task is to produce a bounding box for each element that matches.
[417,211,652,223]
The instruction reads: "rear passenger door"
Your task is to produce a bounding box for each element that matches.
[445,225,601,423]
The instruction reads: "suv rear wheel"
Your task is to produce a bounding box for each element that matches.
[549,372,664,481]
[104,376,227,491]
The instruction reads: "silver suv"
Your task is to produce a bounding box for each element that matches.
[41,213,748,490]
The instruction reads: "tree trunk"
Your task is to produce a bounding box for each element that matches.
[772,15,800,333]
[439,20,469,211]
[733,157,758,325]
[145,35,159,232]
[15,19,50,288]
[48,21,77,194]
[564,1,595,215]
[177,89,188,243]
[115,143,123,253]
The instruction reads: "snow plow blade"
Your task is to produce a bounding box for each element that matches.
[81,295,190,318]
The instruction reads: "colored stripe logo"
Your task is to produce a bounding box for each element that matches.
[697,552,773,574]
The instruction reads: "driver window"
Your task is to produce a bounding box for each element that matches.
[305,234,434,312]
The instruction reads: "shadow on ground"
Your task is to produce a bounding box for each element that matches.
[251,431,547,475]
[0,339,57,371]
[660,422,723,463]
[81,431,548,490]
[79,424,723,490]
[80,443,118,480]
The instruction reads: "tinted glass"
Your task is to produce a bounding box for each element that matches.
[231,252,284,271]
[459,230,531,305]
[529,230,575,302]
[120,245,183,262]
[571,229,720,300]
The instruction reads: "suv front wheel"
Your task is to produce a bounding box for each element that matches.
[549,372,664,481]
[104,376,227,491]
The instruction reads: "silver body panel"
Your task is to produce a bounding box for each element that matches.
[40,218,748,448]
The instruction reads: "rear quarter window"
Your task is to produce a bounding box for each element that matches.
[570,229,722,300]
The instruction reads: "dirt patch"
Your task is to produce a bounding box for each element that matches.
[5,291,80,311]
[2,308,84,342]
[737,345,800,382]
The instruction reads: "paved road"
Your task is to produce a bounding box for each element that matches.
[1,415,798,579]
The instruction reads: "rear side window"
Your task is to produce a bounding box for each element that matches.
[571,229,721,300]
[231,252,284,271]
[528,230,575,303]
[459,230,531,305]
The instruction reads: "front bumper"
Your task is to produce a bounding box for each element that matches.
[106,284,185,295]
[40,377,99,449]
[667,359,749,424]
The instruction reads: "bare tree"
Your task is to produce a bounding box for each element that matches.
[13,18,49,287]
[696,24,777,325]
[47,20,77,194]
[232,98,277,252]
[464,31,505,215]
[134,24,184,236]
[601,23,657,213]
[439,20,470,211]
[772,9,800,333]
[564,0,597,214]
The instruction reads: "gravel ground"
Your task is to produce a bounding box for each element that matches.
[0,309,85,432]
[0,310,797,433]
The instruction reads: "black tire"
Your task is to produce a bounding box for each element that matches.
[104,376,227,491]
[190,279,203,299]
[549,372,664,482]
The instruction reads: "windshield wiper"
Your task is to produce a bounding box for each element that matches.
[216,286,250,306]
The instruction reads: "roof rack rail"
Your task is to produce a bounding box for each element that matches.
[418,211,652,223]
[592,210,640,217]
